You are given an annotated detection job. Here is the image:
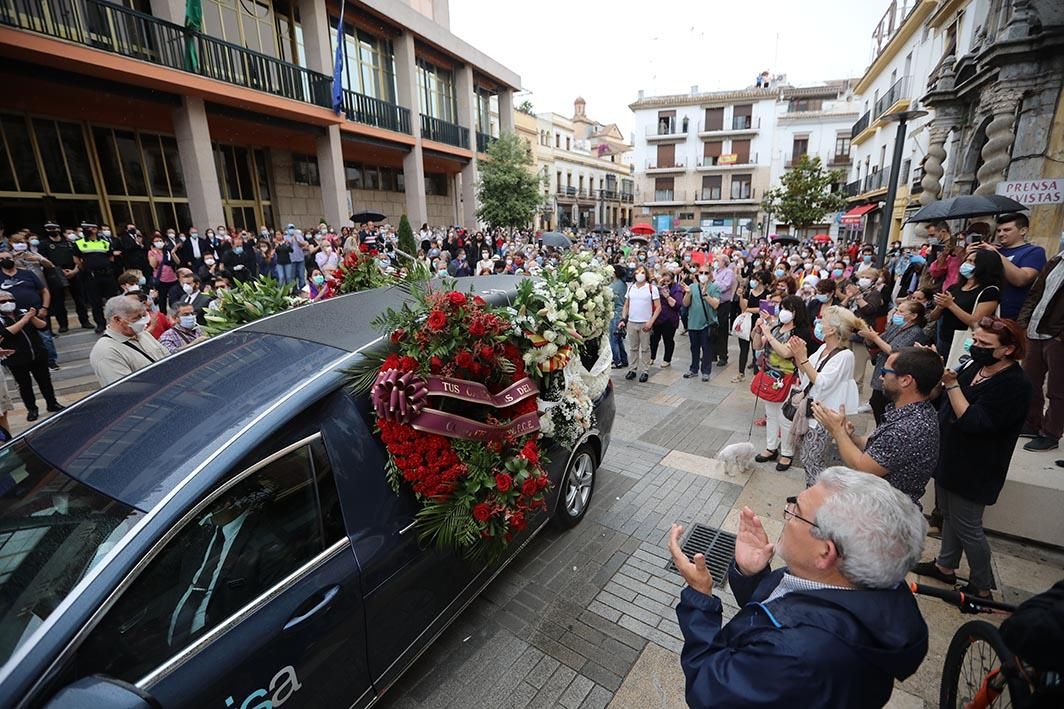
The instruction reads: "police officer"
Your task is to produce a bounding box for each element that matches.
[42,222,91,332]
[73,222,117,333]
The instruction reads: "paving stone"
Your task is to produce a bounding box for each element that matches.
[558,673,596,709]
[524,654,561,689]
[527,664,578,709]
[580,685,614,709]
[580,660,624,692]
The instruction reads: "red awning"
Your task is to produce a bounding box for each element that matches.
[840,204,878,226]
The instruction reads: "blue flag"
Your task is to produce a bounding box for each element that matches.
[332,1,346,115]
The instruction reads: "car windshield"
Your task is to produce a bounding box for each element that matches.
[0,442,140,668]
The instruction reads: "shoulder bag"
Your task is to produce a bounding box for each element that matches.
[782,347,840,421]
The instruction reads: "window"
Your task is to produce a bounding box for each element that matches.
[293,154,320,186]
[732,139,751,164]
[424,172,448,196]
[344,161,364,190]
[791,137,808,162]
[565,137,571,150]
[701,175,722,200]
[834,135,851,158]
[555,171,562,191]
[732,104,753,130]
[654,177,674,201]
[657,110,676,135]
[656,143,675,168]
[730,174,752,200]
[329,23,398,103]
[679,212,695,220]
[204,0,279,57]
[74,440,336,684]
[703,140,722,165]
[555,134,560,148]
[704,107,723,131]
[788,98,823,112]
[416,60,456,123]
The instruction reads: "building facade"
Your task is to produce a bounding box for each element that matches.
[843,0,1064,253]
[516,98,633,231]
[630,81,857,237]
[0,0,519,233]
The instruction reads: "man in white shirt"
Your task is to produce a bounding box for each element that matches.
[89,295,170,387]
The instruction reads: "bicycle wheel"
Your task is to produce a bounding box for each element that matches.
[940,620,1031,709]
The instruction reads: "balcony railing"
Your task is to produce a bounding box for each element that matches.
[342,90,410,134]
[844,179,862,197]
[556,186,578,199]
[0,0,332,107]
[874,76,911,118]
[698,189,723,201]
[646,159,686,170]
[620,192,634,203]
[863,167,891,193]
[829,155,852,167]
[647,122,687,137]
[598,189,620,201]
[732,115,753,130]
[476,131,497,153]
[729,186,756,200]
[851,111,871,139]
[697,155,755,167]
[421,114,469,149]
[698,117,761,133]
[785,154,808,168]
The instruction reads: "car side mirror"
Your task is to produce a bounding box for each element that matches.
[44,675,159,709]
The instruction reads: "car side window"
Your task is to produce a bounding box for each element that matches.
[73,443,329,684]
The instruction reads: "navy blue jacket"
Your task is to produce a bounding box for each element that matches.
[676,563,928,708]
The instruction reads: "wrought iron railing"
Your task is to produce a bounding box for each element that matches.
[342,89,410,134]
[0,0,332,107]
[844,179,862,196]
[874,76,911,118]
[475,131,496,153]
[420,114,469,149]
[851,110,871,139]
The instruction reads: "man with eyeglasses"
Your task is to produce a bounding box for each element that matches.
[669,467,928,708]
[811,346,943,507]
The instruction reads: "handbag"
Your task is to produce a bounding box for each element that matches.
[945,287,1000,371]
[732,311,752,341]
[750,369,795,403]
[783,347,840,420]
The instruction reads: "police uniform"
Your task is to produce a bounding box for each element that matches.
[73,223,117,332]
[42,223,90,330]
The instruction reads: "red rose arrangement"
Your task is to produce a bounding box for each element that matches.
[322,245,393,299]
[352,287,551,559]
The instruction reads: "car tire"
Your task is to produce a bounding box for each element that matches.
[554,443,596,529]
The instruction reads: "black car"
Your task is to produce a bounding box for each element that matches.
[0,276,614,708]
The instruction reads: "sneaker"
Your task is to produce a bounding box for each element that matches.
[638,373,649,383]
[730,374,745,383]
[625,371,637,380]
[48,362,60,371]
[1023,436,1059,452]
[661,361,671,368]
[857,402,872,414]
[701,375,709,382]
[683,371,697,378]
[1018,427,1040,439]
[912,560,957,584]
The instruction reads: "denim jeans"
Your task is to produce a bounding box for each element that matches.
[37,327,58,365]
[609,315,628,366]
[688,327,713,376]
[292,260,307,290]
[275,262,296,286]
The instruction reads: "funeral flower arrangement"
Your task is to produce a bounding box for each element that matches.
[345,286,551,560]
[323,243,394,298]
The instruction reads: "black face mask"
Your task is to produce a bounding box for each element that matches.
[968,345,1000,366]
[0,259,14,270]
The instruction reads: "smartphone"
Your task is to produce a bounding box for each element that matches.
[759,300,778,317]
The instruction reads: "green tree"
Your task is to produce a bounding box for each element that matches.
[396,213,416,261]
[476,132,543,230]
[760,155,847,232]
[517,100,535,115]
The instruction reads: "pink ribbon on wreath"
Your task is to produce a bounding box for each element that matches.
[371,368,429,423]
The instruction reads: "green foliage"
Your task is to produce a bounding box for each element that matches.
[202,276,298,336]
[476,132,543,230]
[517,99,535,115]
[397,214,416,262]
[760,154,848,230]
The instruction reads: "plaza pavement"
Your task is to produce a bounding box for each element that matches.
[13,315,1064,708]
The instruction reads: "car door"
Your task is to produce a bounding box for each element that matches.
[318,390,486,688]
[57,435,374,709]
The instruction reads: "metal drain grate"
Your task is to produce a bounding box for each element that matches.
[666,524,736,584]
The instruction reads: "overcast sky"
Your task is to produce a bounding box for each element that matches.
[450,0,890,139]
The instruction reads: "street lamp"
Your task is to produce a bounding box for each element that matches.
[877,109,929,264]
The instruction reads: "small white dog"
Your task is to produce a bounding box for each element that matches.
[716,441,758,477]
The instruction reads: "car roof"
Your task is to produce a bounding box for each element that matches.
[22,276,524,511]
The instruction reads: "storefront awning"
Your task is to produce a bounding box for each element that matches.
[840,204,878,226]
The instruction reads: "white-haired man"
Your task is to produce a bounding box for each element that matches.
[669,467,928,708]
[89,295,169,387]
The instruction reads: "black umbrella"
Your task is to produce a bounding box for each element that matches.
[770,235,800,246]
[351,211,387,224]
[686,226,703,234]
[627,236,650,245]
[904,195,1027,224]
[540,231,572,249]
[590,224,610,234]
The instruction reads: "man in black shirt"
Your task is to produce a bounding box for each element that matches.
[221,233,258,283]
[43,223,91,331]
[119,223,151,275]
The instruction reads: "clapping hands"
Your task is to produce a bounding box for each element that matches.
[734,506,775,576]
[668,523,712,595]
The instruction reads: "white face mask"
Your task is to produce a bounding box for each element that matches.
[181,282,194,294]
[130,315,150,334]
[778,309,794,324]
[12,243,27,252]
[698,274,709,284]
[858,277,873,289]
[153,241,165,249]
[635,273,646,283]
[204,258,215,266]
[100,230,111,238]
[0,302,16,313]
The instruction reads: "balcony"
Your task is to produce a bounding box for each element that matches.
[620,192,634,203]
[873,76,912,122]
[844,179,862,197]
[698,117,760,137]
[475,131,497,153]
[645,189,687,205]
[693,187,757,204]
[863,167,891,193]
[556,186,578,201]
[342,90,411,134]
[645,159,686,173]
[646,121,687,142]
[421,114,470,149]
[851,111,871,143]
[598,189,620,201]
[696,155,755,170]
[785,154,808,168]
[0,0,332,107]
[829,154,852,167]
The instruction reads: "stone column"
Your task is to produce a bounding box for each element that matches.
[499,89,515,135]
[296,0,331,73]
[455,64,478,228]
[172,96,225,230]
[394,32,427,226]
[920,124,950,205]
[975,88,1023,195]
[149,0,183,22]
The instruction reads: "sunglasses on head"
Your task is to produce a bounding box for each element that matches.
[977,317,1007,332]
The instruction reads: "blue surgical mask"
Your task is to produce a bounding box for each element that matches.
[816,293,830,303]
[774,269,785,278]
[891,313,906,326]
[814,320,825,341]
[137,276,146,286]
[749,279,758,289]
[863,254,873,263]
[832,268,844,278]
[233,246,244,255]
[959,262,975,279]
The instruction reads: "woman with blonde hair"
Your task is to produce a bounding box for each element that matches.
[786,305,865,484]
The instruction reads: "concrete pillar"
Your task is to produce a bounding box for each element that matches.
[172,96,225,230]
[317,125,348,229]
[455,64,478,228]
[394,32,427,225]
[499,88,515,135]
[297,0,332,74]
[149,0,183,22]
